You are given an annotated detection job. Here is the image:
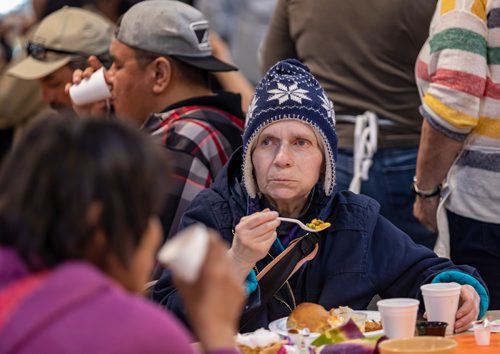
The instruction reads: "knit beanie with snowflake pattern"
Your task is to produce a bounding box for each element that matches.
[242,58,337,199]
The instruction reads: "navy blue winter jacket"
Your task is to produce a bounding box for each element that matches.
[152,148,487,332]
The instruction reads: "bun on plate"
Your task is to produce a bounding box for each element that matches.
[287,302,332,333]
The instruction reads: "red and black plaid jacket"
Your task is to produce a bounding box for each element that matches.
[143,92,244,240]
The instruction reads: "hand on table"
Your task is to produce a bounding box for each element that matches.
[227,209,280,280]
[454,284,480,333]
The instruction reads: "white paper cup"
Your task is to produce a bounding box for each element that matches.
[69,67,111,105]
[156,223,209,283]
[377,298,420,339]
[421,282,461,336]
[473,321,491,345]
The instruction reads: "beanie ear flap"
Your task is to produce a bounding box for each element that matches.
[313,129,336,196]
[242,139,258,198]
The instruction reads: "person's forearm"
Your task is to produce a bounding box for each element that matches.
[227,248,255,282]
[415,120,464,189]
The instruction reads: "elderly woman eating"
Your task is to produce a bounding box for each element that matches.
[153,59,489,333]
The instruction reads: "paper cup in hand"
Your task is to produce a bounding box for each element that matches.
[377,298,420,339]
[421,282,461,336]
[157,224,209,283]
[69,67,111,105]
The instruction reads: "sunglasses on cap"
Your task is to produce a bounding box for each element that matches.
[26,42,112,69]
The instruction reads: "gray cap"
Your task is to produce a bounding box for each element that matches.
[115,0,237,72]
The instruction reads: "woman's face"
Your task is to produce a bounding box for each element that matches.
[252,120,323,213]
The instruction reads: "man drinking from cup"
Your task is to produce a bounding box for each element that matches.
[8,7,113,113]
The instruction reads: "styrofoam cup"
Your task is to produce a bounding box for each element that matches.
[69,67,111,105]
[473,321,491,345]
[377,298,420,339]
[156,223,209,283]
[421,282,461,336]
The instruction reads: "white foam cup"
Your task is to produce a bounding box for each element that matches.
[377,298,420,339]
[156,223,209,283]
[420,282,461,336]
[473,320,491,345]
[69,67,111,105]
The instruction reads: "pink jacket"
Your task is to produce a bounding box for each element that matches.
[0,248,236,354]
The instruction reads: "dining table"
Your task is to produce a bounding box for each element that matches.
[452,310,500,354]
[192,310,500,353]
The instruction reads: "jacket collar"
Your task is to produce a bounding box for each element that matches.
[159,91,243,118]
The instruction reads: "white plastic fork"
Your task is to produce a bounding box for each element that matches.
[277,217,330,233]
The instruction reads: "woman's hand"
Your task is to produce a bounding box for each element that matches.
[454,284,480,332]
[174,230,244,352]
[64,56,109,118]
[228,209,280,281]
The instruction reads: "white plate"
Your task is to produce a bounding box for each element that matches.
[467,319,500,332]
[268,310,384,338]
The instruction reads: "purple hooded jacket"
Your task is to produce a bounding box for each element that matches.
[0,248,237,354]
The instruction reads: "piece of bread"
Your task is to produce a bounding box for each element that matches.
[287,302,332,333]
[236,328,284,354]
[238,342,283,354]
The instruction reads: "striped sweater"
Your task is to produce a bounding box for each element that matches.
[416,0,500,224]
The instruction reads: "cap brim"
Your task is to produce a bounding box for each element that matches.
[172,55,238,72]
[7,56,71,80]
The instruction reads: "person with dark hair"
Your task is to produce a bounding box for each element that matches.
[153,59,488,333]
[0,1,137,166]
[71,0,245,245]
[0,116,244,353]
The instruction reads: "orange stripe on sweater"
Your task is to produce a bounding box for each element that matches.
[441,0,456,15]
[471,0,487,21]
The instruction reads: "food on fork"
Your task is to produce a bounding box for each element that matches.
[236,328,286,354]
[305,218,331,231]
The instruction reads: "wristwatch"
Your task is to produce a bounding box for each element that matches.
[411,176,441,198]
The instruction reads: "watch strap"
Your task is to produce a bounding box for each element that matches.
[412,176,441,197]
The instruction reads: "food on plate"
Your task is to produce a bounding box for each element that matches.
[311,321,366,347]
[306,218,331,230]
[364,320,383,332]
[286,303,383,334]
[236,328,286,354]
[287,303,348,333]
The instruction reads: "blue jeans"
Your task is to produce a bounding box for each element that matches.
[336,148,437,249]
[449,210,500,309]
